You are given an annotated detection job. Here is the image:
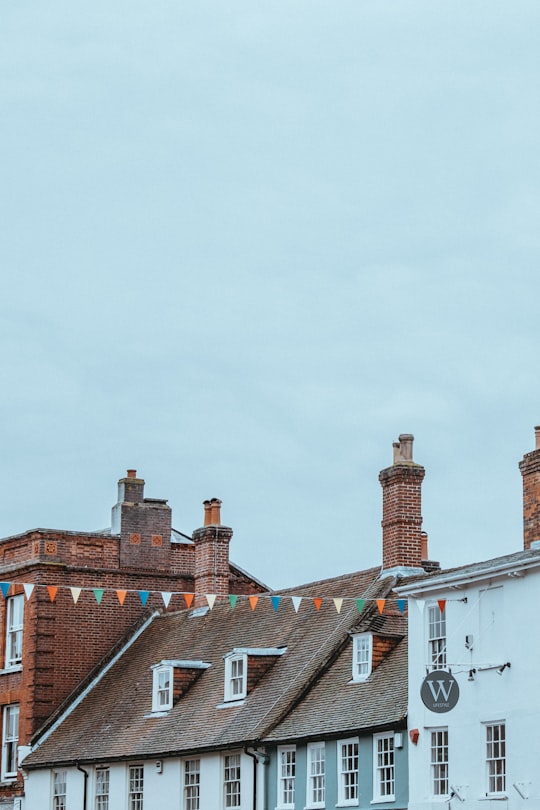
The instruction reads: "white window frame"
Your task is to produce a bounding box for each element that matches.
[52,770,67,810]
[277,745,296,809]
[128,764,144,810]
[485,722,506,796]
[337,737,359,806]
[224,654,247,702]
[429,728,449,798]
[95,767,110,810]
[373,732,395,802]
[151,664,173,712]
[183,758,200,810]
[5,594,24,669]
[351,634,372,681]
[306,742,325,808]
[1,704,19,781]
[223,752,241,808]
[427,604,446,669]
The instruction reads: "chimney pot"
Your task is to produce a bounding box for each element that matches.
[127,469,137,479]
[210,498,222,525]
[535,426,540,451]
[398,434,414,462]
[203,500,212,526]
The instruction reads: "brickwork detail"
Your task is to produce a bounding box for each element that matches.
[44,541,57,555]
[379,463,425,570]
[129,533,141,545]
[151,534,163,547]
[519,434,540,549]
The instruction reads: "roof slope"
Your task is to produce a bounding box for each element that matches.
[25,567,406,768]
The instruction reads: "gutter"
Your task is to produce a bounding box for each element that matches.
[244,747,269,810]
[76,763,88,810]
[394,554,540,596]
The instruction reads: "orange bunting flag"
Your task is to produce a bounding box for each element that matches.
[438,599,446,613]
[313,598,322,611]
[249,596,259,611]
[184,593,194,609]
[376,599,386,614]
[47,586,58,602]
[333,598,343,614]
[116,590,127,606]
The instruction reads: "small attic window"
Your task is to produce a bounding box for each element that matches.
[222,647,287,705]
[352,633,372,681]
[150,659,211,715]
[152,664,173,712]
[224,653,247,702]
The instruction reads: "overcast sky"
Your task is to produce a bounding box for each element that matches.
[1,0,539,592]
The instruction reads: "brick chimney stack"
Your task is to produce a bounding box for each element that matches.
[111,470,172,570]
[379,434,426,576]
[519,426,540,549]
[193,498,233,603]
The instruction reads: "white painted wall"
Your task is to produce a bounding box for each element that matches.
[22,750,265,810]
[405,559,540,810]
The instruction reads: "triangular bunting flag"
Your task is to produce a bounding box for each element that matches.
[206,594,216,610]
[70,587,82,604]
[184,593,194,609]
[356,598,365,613]
[228,595,238,609]
[47,586,58,602]
[333,597,343,613]
[271,595,281,611]
[139,591,149,606]
[396,599,406,615]
[313,597,322,611]
[376,599,386,614]
[249,596,259,611]
[93,589,104,604]
[438,599,446,613]
[291,596,302,613]
[0,582,11,599]
[23,583,35,600]
[416,599,425,615]
[161,592,172,608]
[116,590,127,606]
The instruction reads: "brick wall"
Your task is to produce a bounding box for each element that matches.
[519,427,540,549]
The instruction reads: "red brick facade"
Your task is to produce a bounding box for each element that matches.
[0,472,266,802]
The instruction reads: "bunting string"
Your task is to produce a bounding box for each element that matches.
[0,580,456,616]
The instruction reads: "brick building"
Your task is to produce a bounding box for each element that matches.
[0,470,266,808]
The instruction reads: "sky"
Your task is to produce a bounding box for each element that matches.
[1,0,539,591]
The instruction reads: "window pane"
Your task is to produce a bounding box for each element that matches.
[129,765,144,810]
[486,723,506,794]
[340,740,359,801]
[279,748,295,806]
[428,606,446,668]
[224,754,241,808]
[184,759,200,810]
[430,729,448,796]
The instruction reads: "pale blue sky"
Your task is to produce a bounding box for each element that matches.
[1,0,539,590]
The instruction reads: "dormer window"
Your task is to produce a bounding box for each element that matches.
[222,647,287,706]
[352,633,372,681]
[150,659,210,714]
[152,664,173,712]
[224,654,247,702]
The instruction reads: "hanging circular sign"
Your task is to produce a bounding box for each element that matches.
[421,669,459,713]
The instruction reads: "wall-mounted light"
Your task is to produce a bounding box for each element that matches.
[497,662,511,675]
[468,669,476,682]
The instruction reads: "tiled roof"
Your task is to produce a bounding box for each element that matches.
[24,567,406,768]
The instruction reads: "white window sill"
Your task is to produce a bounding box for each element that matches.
[145,710,170,718]
[216,699,245,709]
[0,665,22,675]
[477,797,508,802]
[370,797,395,804]
[336,802,359,807]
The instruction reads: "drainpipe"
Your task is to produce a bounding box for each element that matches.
[76,763,89,810]
[244,747,269,810]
